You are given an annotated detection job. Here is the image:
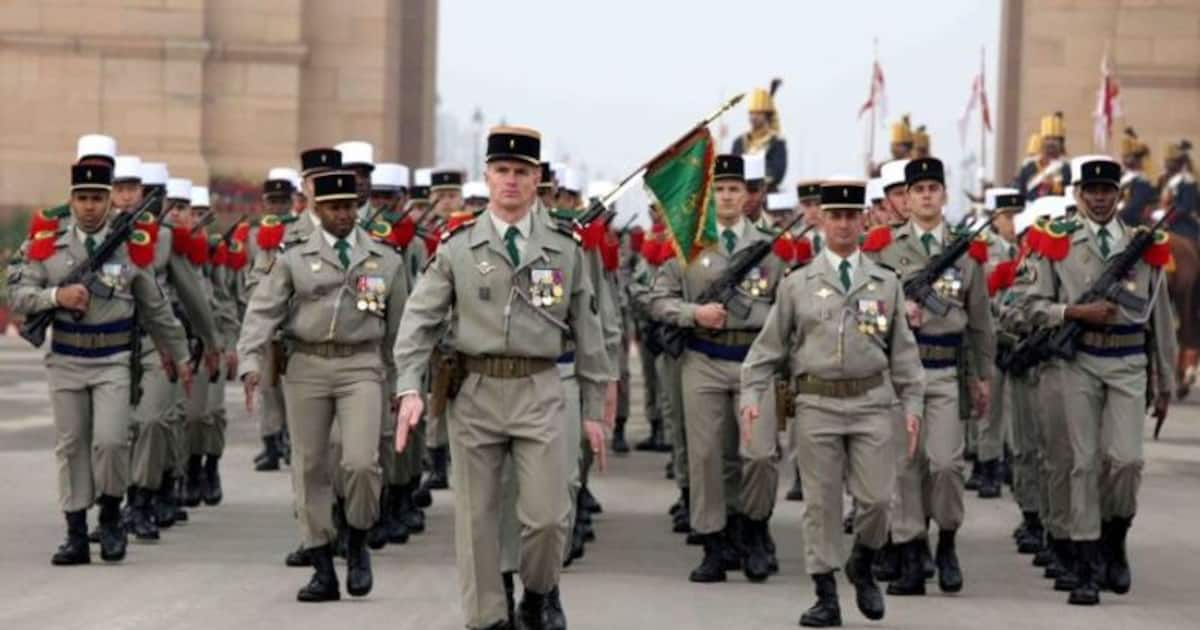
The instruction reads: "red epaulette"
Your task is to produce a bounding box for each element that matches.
[861,225,892,253]
[27,230,59,262]
[987,259,1018,296]
[772,233,796,262]
[126,229,155,268]
[171,225,191,256]
[968,235,989,265]
[629,226,645,253]
[792,236,814,265]
[392,216,417,249]
[1033,221,1072,262]
[1142,229,1171,268]
[226,238,248,271]
[601,230,620,271]
[580,219,606,252]
[187,232,209,266]
[256,215,287,251]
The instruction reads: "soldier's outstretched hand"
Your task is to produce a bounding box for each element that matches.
[243,371,260,413]
[740,405,760,448]
[584,419,607,472]
[395,394,424,453]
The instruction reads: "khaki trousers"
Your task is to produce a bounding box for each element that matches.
[792,383,896,574]
[130,352,179,490]
[283,352,383,548]
[659,354,688,488]
[681,350,744,534]
[47,357,132,511]
[1009,373,1040,513]
[893,367,964,542]
[740,377,779,521]
[185,365,226,456]
[448,369,568,629]
[1036,363,1073,539]
[256,341,287,437]
[977,371,1008,462]
[1062,354,1146,541]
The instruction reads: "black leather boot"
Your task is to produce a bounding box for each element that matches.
[1016,512,1044,554]
[332,499,349,558]
[285,544,313,567]
[565,506,586,565]
[402,480,426,534]
[129,486,160,541]
[721,515,744,571]
[886,540,926,596]
[1053,538,1079,591]
[786,469,804,502]
[742,517,771,583]
[156,473,179,528]
[543,586,566,630]
[935,529,963,593]
[184,455,204,507]
[611,417,629,454]
[254,434,282,471]
[1068,541,1101,606]
[764,520,779,574]
[965,459,982,491]
[579,486,602,514]
[52,510,90,566]
[97,495,127,562]
[1102,517,1132,595]
[502,571,516,624]
[424,445,450,492]
[920,536,936,579]
[387,484,411,544]
[346,527,373,597]
[202,455,222,506]
[367,486,389,550]
[672,488,691,534]
[297,544,340,602]
[1039,535,1060,577]
[799,572,842,627]
[846,543,885,620]
[515,589,548,630]
[688,533,727,583]
[635,418,668,452]
[977,459,1001,499]
[873,538,901,582]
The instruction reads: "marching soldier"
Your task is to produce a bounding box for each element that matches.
[1019,155,1175,606]
[537,161,557,210]
[335,140,376,216]
[238,169,410,602]
[1117,128,1156,225]
[110,155,143,212]
[743,154,769,229]
[879,160,911,224]
[8,160,190,565]
[732,82,787,191]
[862,157,994,596]
[741,179,924,627]
[797,181,824,254]
[393,125,608,630]
[911,126,931,160]
[651,154,787,584]
[465,181,490,213]
[1014,112,1071,201]
[765,190,797,229]
[555,168,582,212]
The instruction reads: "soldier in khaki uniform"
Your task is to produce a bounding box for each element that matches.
[393,126,608,630]
[1019,155,1175,606]
[239,169,409,602]
[650,154,787,584]
[742,179,924,627]
[8,162,190,565]
[863,157,994,595]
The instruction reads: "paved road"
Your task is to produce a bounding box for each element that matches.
[2,334,1200,629]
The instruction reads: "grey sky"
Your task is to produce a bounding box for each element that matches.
[437,0,1001,223]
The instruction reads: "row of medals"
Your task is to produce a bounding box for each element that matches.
[857,302,889,336]
[743,268,770,297]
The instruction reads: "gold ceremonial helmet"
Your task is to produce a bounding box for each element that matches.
[1026,132,1042,157]
[1120,127,1149,158]
[891,114,914,144]
[1165,139,1192,161]
[747,87,776,113]
[912,125,931,153]
[1040,111,1065,139]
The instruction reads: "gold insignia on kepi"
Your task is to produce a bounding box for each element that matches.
[843,188,848,198]
[321,155,327,163]
[509,139,516,149]
[86,170,92,180]
[921,162,928,171]
[1095,165,1101,174]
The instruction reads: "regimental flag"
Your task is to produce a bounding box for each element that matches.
[858,59,887,121]
[642,128,718,265]
[958,48,993,147]
[1094,47,1123,151]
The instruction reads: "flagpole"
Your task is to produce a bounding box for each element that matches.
[979,46,987,192]
[867,38,879,177]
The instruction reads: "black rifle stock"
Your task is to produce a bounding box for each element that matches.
[903,214,997,318]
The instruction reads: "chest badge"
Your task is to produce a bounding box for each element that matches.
[701,256,711,268]
[815,287,833,299]
[310,261,322,273]
[477,260,495,275]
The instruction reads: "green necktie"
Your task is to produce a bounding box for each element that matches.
[504,226,521,267]
[920,232,936,256]
[84,235,96,257]
[1097,226,1111,258]
[813,233,823,254]
[839,259,852,291]
[334,238,351,269]
[722,229,736,254]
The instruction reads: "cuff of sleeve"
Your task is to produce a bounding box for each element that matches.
[1048,303,1067,327]
[395,374,423,397]
[678,303,698,327]
[903,398,924,420]
[739,388,763,412]
[239,355,260,379]
[46,287,58,309]
[580,381,604,420]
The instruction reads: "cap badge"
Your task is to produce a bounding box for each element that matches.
[321,155,327,163]
[1094,165,1101,175]
[509,139,516,149]
[86,169,92,180]
[842,188,848,198]
[921,162,928,171]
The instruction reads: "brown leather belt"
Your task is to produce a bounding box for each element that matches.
[291,340,375,359]
[793,373,884,399]
[460,354,556,378]
[693,329,761,347]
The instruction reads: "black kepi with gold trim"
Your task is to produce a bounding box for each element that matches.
[486,126,541,165]
[301,148,342,177]
[820,180,866,210]
[72,163,113,191]
[1073,155,1121,188]
[905,157,944,187]
[796,180,821,200]
[539,162,555,190]
[713,154,745,181]
[431,168,464,192]
[263,178,295,197]
[312,170,358,203]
